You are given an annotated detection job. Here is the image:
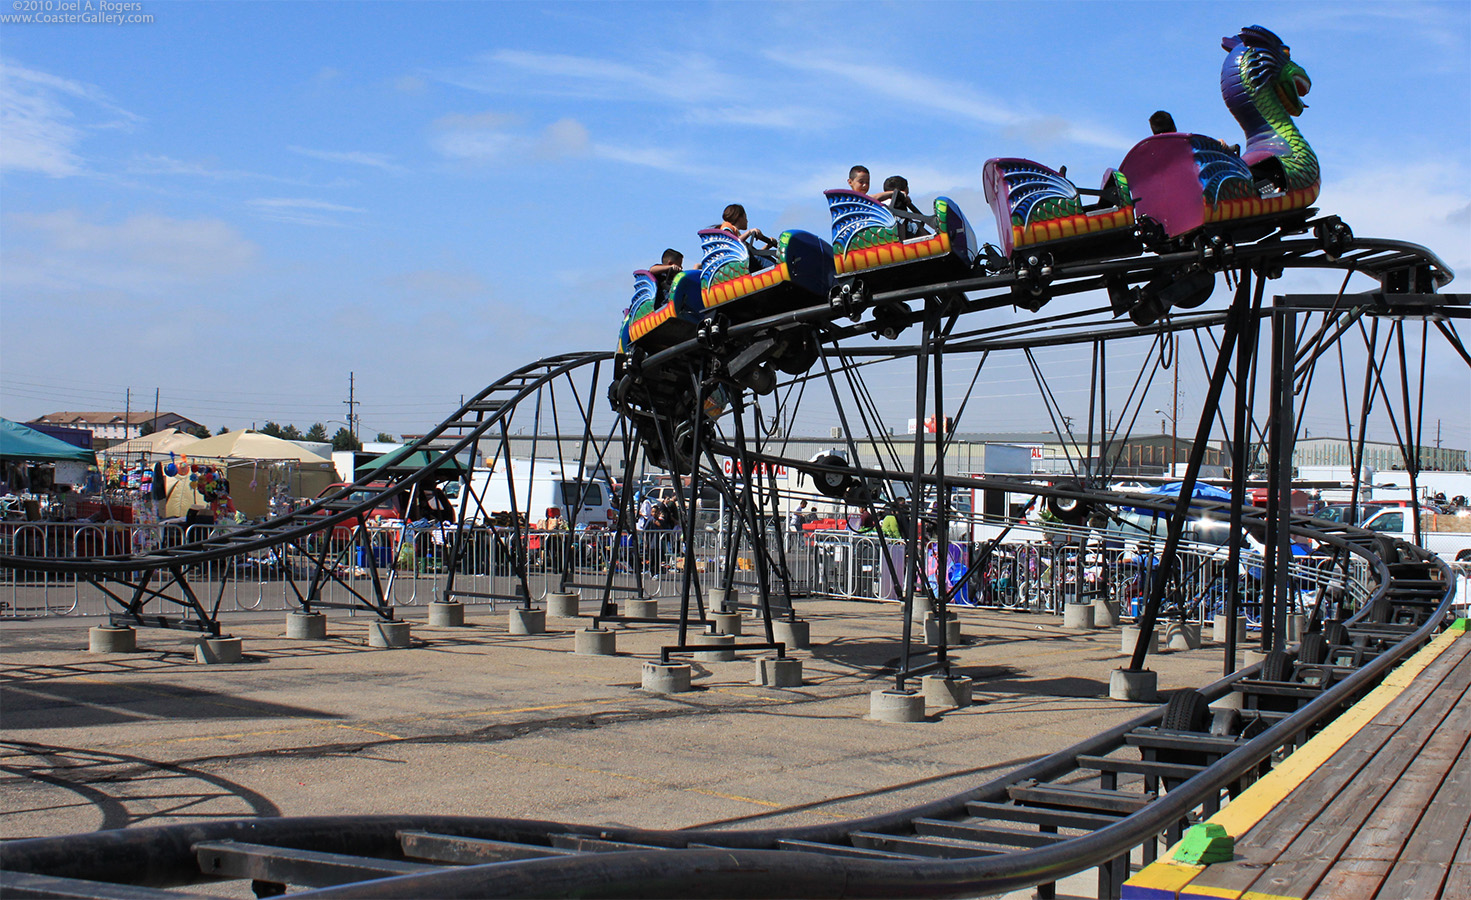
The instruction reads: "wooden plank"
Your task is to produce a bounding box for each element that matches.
[1196,635,1471,899]
[1264,699,1466,898]
[1139,629,1468,900]
[1307,858,1394,898]
[1373,730,1471,899]
[1443,823,1471,899]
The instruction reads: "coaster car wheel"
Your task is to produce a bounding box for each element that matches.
[809,454,856,499]
[1046,478,1092,525]
[775,330,820,375]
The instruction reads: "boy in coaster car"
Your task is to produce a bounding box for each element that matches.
[824,172,976,290]
[650,248,683,302]
[883,175,927,238]
[718,204,779,271]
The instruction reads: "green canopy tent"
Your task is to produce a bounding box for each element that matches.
[0,418,96,464]
[356,448,468,480]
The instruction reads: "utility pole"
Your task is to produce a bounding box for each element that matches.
[152,388,160,434]
[124,388,131,442]
[343,372,360,443]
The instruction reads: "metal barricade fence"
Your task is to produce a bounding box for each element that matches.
[2,518,1372,625]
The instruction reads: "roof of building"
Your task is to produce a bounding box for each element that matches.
[30,411,197,426]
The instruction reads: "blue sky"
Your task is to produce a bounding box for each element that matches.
[2,1,1468,449]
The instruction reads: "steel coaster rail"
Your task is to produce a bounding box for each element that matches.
[0,524,1453,899]
[0,353,613,578]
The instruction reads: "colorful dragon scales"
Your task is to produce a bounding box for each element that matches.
[1119,25,1319,238]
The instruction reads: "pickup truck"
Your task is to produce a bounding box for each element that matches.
[1359,507,1471,562]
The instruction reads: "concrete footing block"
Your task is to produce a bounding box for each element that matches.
[575,628,616,656]
[508,608,546,635]
[870,689,926,723]
[712,612,742,635]
[756,656,803,688]
[1213,615,1246,644]
[286,612,327,640]
[625,598,659,619]
[693,633,736,662]
[772,619,810,650]
[368,620,412,649]
[909,595,935,622]
[1121,625,1159,656]
[1109,667,1158,702]
[642,661,692,693]
[708,589,741,613]
[1093,599,1121,628]
[924,612,962,646]
[88,625,136,653]
[545,591,581,619]
[1242,648,1268,669]
[923,674,973,709]
[428,601,465,627]
[1164,621,1202,651]
[1063,602,1096,629]
[195,636,243,664]
[1286,613,1307,643]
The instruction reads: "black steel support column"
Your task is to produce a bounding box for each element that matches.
[1128,275,1248,672]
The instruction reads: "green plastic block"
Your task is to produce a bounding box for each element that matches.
[1450,618,1469,633]
[1173,822,1235,865]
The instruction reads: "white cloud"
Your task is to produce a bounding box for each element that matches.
[537,118,589,158]
[478,49,724,105]
[288,145,405,173]
[245,198,365,228]
[1318,160,1471,273]
[128,153,355,188]
[3,209,258,295]
[764,50,1131,151]
[247,198,366,213]
[430,112,594,164]
[395,74,428,94]
[0,60,139,177]
[383,268,489,301]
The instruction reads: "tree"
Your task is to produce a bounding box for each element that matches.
[331,428,362,451]
[216,425,230,435]
[138,420,156,437]
[188,423,211,439]
[305,423,328,442]
[260,421,284,438]
[280,424,304,441]
[375,432,397,443]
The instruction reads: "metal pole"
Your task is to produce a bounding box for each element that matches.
[1128,277,1246,672]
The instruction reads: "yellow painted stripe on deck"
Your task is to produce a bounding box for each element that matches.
[1127,625,1465,898]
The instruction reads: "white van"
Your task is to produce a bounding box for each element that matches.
[455,459,617,529]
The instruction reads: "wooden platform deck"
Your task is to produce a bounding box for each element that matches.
[1125,620,1470,900]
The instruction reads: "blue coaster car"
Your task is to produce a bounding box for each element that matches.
[1119,26,1319,246]
[696,228,834,322]
[616,268,704,357]
[824,190,977,291]
[981,160,1137,262]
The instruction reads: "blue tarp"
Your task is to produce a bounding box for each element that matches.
[1125,481,1231,517]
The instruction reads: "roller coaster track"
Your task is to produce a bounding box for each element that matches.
[0,507,1456,898]
[1,225,1466,897]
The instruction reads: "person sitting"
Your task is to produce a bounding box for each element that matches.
[882,175,926,237]
[1149,110,1177,134]
[649,248,683,301]
[847,164,873,196]
[718,203,777,270]
[718,204,767,244]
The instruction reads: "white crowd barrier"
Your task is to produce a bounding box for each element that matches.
[1,517,1369,626]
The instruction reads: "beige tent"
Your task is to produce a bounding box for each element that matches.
[99,428,200,458]
[163,430,337,519]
